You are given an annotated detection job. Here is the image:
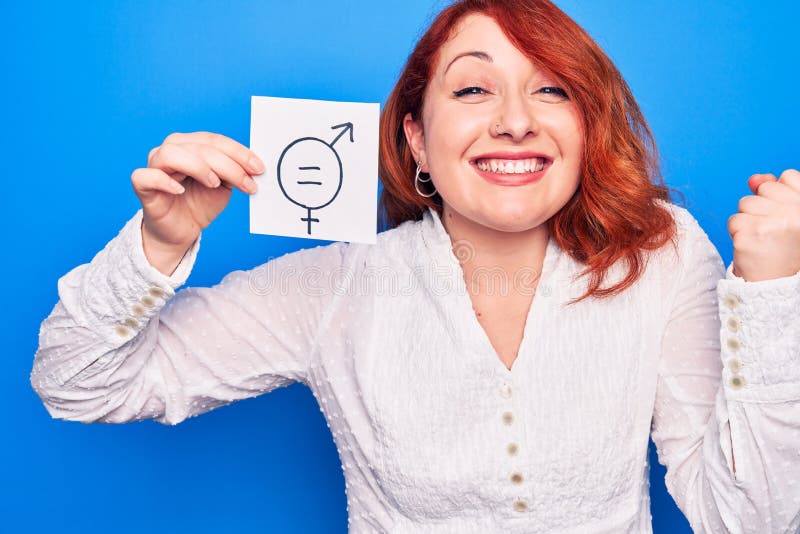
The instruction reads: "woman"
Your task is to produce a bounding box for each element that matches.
[30,0,800,532]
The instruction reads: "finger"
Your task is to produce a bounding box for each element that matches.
[753,178,800,202]
[778,169,800,194]
[737,194,774,216]
[132,167,186,198]
[184,142,258,194]
[147,146,159,167]
[149,143,221,188]
[747,173,776,195]
[164,131,265,176]
[727,211,757,238]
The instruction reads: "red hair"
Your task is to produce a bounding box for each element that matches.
[378,0,683,304]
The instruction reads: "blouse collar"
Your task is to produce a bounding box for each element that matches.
[417,206,562,277]
[414,205,566,376]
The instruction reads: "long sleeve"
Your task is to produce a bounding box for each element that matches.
[650,212,800,533]
[30,209,345,426]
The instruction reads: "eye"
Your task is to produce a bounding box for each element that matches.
[453,86,488,97]
[537,86,569,100]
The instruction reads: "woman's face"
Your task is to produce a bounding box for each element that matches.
[404,13,584,234]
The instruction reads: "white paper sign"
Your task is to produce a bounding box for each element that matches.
[249,95,379,244]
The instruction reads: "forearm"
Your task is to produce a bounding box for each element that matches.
[31,210,200,424]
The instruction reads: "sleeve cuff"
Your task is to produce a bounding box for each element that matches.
[716,261,800,402]
[69,209,201,345]
[128,209,200,291]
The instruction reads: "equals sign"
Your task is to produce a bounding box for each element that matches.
[297,166,321,185]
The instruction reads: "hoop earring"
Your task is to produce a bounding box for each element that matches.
[415,160,437,198]
[416,159,431,182]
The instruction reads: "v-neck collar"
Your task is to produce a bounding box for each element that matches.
[415,206,563,376]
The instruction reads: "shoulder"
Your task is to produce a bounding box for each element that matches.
[252,216,424,274]
[655,198,705,238]
[652,199,725,279]
[331,215,425,271]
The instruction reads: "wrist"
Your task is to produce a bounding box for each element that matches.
[140,221,195,277]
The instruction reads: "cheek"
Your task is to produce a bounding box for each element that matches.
[564,111,585,155]
[566,131,585,162]
[426,110,484,162]
[538,106,583,146]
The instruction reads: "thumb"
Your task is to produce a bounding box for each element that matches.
[747,173,777,195]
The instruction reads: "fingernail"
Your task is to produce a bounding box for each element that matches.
[248,155,265,174]
[208,171,221,187]
[244,176,258,193]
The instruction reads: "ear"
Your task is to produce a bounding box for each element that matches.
[402,112,426,170]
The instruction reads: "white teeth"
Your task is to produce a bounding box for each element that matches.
[475,158,546,174]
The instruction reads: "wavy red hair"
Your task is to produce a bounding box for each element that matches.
[378,0,683,304]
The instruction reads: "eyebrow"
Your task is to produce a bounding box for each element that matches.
[443,50,493,75]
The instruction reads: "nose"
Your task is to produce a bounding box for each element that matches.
[493,91,539,140]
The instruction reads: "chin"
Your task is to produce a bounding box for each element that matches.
[474,209,542,234]
[444,194,549,233]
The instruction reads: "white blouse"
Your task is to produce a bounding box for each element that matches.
[31,202,800,533]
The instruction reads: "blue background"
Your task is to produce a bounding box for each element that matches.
[4,1,797,532]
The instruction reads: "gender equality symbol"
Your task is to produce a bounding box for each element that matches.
[277,122,354,235]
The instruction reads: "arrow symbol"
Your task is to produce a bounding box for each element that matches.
[330,122,354,147]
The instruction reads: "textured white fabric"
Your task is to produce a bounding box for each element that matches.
[31,202,800,533]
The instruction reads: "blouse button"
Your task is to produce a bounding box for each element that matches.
[148,287,166,298]
[726,316,740,332]
[131,304,147,317]
[727,357,743,374]
[115,325,130,337]
[728,374,746,390]
[502,411,514,425]
[499,383,512,399]
[513,498,528,512]
[723,294,740,310]
[123,317,139,328]
[141,295,157,308]
[510,472,523,485]
[507,442,519,456]
[726,337,741,351]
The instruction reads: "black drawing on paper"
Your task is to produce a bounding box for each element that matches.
[277,122,353,235]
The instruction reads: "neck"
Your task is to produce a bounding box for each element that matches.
[438,203,549,279]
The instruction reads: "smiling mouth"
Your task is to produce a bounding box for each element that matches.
[473,157,548,174]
